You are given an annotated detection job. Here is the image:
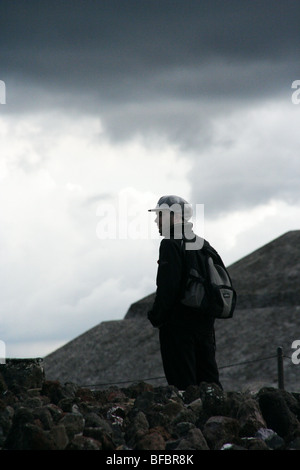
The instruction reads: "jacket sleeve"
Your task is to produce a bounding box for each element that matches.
[148,239,183,328]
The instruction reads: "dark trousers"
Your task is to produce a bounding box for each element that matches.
[159,324,222,391]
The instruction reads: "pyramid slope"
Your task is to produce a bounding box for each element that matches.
[125,293,155,319]
[44,318,165,388]
[228,230,300,308]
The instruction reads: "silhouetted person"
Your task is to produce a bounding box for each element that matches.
[148,195,222,391]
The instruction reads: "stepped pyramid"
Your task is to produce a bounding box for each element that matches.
[44,231,300,391]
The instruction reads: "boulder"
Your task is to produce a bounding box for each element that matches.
[203,416,240,450]
[174,427,209,450]
[254,428,285,450]
[59,412,85,440]
[258,388,300,440]
[237,397,267,437]
[136,429,166,450]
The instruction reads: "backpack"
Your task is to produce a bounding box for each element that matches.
[180,239,237,319]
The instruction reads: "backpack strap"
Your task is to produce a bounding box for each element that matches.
[180,238,208,284]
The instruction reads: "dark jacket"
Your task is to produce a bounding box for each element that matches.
[148,223,215,332]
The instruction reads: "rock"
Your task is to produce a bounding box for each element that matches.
[20,423,57,450]
[174,428,209,450]
[184,385,202,404]
[84,412,112,431]
[122,381,154,398]
[5,412,57,450]
[287,436,300,450]
[4,407,35,449]
[84,426,117,449]
[33,406,54,430]
[67,435,102,450]
[161,399,185,420]
[59,413,85,440]
[57,397,78,413]
[225,391,250,418]
[203,416,240,450]
[187,398,203,415]
[173,421,196,437]
[136,429,166,450]
[170,407,198,427]
[237,398,267,437]
[124,410,149,447]
[0,373,7,394]
[240,437,270,450]
[291,392,300,420]
[48,424,69,450]
[24,396,44,409]
[0,405,14,437]
[198,382,227,419]
[83,415,116,450]
[255,428,285,450]
[45,403,64,423]
[41,381,66,405]
[258,388,300,440]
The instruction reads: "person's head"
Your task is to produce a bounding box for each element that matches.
[148,195,192,237]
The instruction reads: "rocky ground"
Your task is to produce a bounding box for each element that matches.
[1,360,300,450]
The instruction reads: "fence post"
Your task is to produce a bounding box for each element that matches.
[277,347,284,390]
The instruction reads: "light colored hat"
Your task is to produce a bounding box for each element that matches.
[148,195,193,220]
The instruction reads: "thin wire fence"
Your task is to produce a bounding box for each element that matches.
[78,347,290,390]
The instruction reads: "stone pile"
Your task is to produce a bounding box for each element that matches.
[2,360,300,450]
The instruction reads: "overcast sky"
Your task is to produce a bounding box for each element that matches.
[1,0,300,358]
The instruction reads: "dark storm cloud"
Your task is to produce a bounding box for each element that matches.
[1,0,300,100]
[2,0,298,135]
[1,0,300,216]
